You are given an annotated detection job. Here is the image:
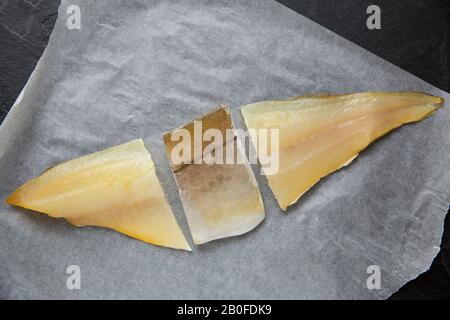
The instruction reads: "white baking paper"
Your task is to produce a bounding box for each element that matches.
[0,0,449,299]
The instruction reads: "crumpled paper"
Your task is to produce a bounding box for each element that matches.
[0,0,448,299]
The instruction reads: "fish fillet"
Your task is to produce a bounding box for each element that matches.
[7,139,191,251]
[163,106,265,244]
[241,92,444,210]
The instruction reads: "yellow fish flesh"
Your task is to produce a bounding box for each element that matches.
[241,92,444,210]
[7,139,191,251]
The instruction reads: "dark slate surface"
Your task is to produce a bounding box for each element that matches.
[278,0,449,93]
[0,0,59,122]
[0,0,449,299]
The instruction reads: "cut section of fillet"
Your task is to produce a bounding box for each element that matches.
[6,139,191,251]
[163,106,265,244]
[241,92,444,210]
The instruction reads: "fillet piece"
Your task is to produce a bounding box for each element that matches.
[163,106,265,244]
[241,92,444,210]
[7,139,191,251]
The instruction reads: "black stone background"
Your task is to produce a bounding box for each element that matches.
[0,0,449,299]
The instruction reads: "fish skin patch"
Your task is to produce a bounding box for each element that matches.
[163,106,265,245]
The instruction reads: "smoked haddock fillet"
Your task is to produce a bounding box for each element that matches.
[163,106,265,244]
[6,139,191,251]
[241,92,444,210]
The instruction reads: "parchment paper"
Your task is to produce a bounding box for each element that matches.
[0,0,448,299]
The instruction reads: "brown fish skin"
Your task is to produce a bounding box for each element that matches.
[163,106,265,244]
[163,106,232,172]
[241,92,444,211]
